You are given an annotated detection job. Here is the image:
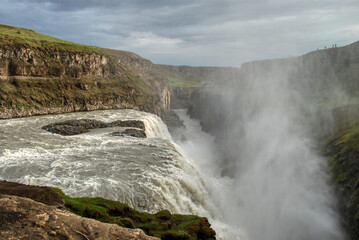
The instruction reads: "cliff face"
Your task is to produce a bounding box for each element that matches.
[157,64,240,109]
[0,24,170,119]
[0,47,108,78]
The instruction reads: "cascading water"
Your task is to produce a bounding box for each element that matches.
[173,61,346,240]
[0,81,346,240]
[173,109,246,239]
[0,109,212,218]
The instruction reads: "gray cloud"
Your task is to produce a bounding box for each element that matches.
[1,0,359,66]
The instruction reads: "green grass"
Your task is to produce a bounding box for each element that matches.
[335,124,359,153]
[167,76,208,88]
[0,24,103,54]
[51,188,215,240]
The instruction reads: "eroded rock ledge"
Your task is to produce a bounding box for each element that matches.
[42,119,146,137]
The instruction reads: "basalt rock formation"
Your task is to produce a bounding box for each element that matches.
[42,118,145,136]
[0,24,170,119]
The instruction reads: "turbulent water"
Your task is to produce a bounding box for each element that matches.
[0,109,212,217]
[173,109,245,239]
[0,105,345,239]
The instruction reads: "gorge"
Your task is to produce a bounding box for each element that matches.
[1,24,359,240]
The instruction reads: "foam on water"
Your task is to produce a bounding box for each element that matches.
[173,109,247,240]
[0,109,210,217]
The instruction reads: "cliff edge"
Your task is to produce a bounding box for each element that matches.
[0,24,170,119]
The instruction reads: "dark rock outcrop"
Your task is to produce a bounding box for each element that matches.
[109,120,145,129]
[112,128,146,138]
[164,110,185,134]
[42,119,145,136]
[0,180,63,206]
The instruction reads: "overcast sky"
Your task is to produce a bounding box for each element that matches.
[1,0,359,67]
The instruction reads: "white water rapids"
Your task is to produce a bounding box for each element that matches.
[0,107,344,239]
[0,109,236,239]
[0,110,210,215]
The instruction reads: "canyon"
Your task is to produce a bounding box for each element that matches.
[1,23,359,240]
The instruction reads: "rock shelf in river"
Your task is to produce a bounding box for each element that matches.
[42,119,146,136]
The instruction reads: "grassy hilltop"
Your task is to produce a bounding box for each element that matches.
[0,24,169,118]
[0,24,102,54]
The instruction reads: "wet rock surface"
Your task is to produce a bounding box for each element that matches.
[42,119,145,136]
[112,128,146,138]
[164,110,185,135]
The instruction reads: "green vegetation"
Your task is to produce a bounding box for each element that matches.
[335,124,359,153]
[51,188,215,240]
[0,24,166,117]
[0,77,157,114]
[324,121,359,239]
[158,65,238,89]
[0,24,102,54]
[325,121,359,182]
[167,75,208,88]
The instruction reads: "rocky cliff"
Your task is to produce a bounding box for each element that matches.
[0,24,170,119]
[158,64,240,109]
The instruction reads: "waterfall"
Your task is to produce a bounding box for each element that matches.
[0,110,212,218]
[141,114,172,140]
[177,62,346,239]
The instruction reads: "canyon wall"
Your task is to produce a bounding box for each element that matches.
[0,25,170,119]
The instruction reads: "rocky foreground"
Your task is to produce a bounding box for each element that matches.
[0,181,157,240]
[0,181,216,240]
[0,195,158,240]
